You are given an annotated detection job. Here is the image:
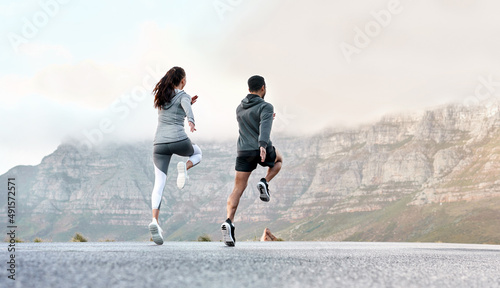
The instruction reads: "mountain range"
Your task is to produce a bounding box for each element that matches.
[1,103,499,244]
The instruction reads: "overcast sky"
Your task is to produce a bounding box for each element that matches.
[1,0,500,174]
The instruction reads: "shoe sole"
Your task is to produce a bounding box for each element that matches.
[221,223,235,247]
[257,182,270,202]
[148,223,164,245]
[177,162,187,189]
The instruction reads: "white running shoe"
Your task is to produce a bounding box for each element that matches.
[221,219,235,247]
[148,218,164,245]
[177,161,189,189]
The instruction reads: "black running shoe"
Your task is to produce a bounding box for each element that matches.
[257,178,270,202]
[221,218,235,247]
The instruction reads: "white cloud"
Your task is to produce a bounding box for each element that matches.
[0,1,32,17]
[2,0,500,173]
[0,60,136,108]
[33,60,135,108]
[201,0,500,129]
[0,94,104,174]
[19,42,73,60]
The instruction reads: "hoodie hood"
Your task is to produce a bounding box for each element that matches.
[241,94,264,109]
[162,90,185,110]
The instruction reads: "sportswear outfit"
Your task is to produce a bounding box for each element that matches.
[222,94,276,247]
[151,89,202,210]
[235,94,276,171]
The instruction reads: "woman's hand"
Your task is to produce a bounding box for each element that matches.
[189,121,196,133]
[191,95,198,105]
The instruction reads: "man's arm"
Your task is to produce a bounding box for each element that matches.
[258,103,274,151]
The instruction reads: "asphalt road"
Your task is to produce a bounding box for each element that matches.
[1,241,500,288]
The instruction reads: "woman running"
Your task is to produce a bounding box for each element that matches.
[148,66,202,245]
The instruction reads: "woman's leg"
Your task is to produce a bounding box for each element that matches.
[186,143,202,170]
[170,139,200,189]
[151,144,173,222]
[151,162,168,221]
[149,144,173,245]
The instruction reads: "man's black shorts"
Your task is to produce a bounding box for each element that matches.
[235,146,277,172]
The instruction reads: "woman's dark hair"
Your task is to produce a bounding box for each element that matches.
[153,66,186,109]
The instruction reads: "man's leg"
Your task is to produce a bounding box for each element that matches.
[265,148,283,182]
[226,171,252,222]
[257,148,282,202]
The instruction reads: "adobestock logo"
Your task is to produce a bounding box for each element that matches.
[463,74,500,107]
[340,0,404,64]
[213,0,243,21]
[77,64,166,155]
[7,0,71,53]
[273,106,296,133]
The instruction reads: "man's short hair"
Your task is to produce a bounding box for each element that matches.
[248,75,266,92]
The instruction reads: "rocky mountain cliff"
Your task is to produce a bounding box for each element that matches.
[2,104,500,243]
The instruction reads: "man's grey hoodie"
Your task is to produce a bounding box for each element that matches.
[236,94,274,153]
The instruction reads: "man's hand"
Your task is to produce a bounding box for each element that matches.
[189,121,196,133]
[260,147,266,162]
[191,95,198,105]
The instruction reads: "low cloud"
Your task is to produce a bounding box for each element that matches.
[2,0,500,174]
[1,60,134,108]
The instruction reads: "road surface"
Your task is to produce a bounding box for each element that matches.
[1,241,500,287]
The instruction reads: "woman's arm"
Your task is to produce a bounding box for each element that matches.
[181,95,196,132]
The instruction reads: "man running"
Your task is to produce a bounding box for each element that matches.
[221,75,283,247]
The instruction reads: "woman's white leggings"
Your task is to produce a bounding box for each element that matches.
[151,139,202,209]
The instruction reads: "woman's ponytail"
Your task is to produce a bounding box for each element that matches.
[153,66,186,109]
